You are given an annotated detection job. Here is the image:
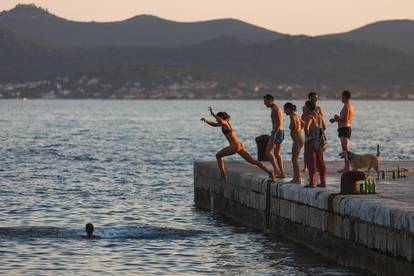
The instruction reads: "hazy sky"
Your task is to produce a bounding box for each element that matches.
[1,0,413,35]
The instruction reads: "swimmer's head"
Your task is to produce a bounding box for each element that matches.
[216,112,231,120]
[85,223,94,235]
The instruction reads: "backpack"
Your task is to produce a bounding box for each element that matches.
[313,117,328,152]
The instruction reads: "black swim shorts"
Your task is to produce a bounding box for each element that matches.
[338,127,352,139]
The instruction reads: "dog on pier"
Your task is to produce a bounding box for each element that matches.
[339,145,380,179]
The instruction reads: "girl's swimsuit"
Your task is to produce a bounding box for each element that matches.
[221,124,243,152]
[221,125,233,135]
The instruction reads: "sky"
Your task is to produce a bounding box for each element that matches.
[1,0,413,35]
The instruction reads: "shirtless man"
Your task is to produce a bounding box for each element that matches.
[263,94,286,178]
[330,90,354,172]
[301,92,324,172]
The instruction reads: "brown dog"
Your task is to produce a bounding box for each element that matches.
[340,145,380,178]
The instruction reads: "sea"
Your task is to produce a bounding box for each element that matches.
[0,100,413,275]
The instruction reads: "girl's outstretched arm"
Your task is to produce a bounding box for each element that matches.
[208,106,225,125]
[201,118,220,127]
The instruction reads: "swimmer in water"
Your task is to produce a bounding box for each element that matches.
[83,223,101,239]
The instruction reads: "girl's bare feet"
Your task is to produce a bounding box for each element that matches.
[302,168,307,172]
[288,179,301,184]
[275,172,286,178]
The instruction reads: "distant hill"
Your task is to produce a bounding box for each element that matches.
[321,20,414,55]
[0,4,284,48]
[139,36,414,87]
[1,29,414,90]
[0,28,62,81]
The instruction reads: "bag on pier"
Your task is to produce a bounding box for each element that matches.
[314,128,328,152]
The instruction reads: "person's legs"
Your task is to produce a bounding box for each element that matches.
[274,144,286,178]
[340,137,351,171]
[316,151,327,187]
[302,145,307,172]
[290,142,301,183]
[238,149,275,181]
[216,146,237,179]
[302,160,308,172]
[266,140,278,175]
[304,140,317,187]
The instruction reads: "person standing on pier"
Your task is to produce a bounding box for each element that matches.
[263,94,286,178]
[302,92,324,119]
[330,90,354,172]
[284,102,304,183]
[301,92,324,172]
[201,107,276,181]
[304,100,327,188]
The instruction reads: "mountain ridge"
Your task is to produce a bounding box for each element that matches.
[319,19,414,54]
[0,4,285,47]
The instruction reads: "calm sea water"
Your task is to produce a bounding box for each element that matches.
[0,100,412,275]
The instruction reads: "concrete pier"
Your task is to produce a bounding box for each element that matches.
[194,160,414,276]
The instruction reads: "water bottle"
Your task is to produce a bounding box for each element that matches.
[360,180,365,194]
[368,179,373,194]
[364,180,369,194]
[372,180,376,194]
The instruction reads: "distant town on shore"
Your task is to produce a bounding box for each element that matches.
[1,4,414,100]
[2,75,412,100]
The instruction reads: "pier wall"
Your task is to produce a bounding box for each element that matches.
[194,161,414,276]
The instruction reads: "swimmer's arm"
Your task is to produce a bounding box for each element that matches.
[201,118,220,127]
[208,106,225,125]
